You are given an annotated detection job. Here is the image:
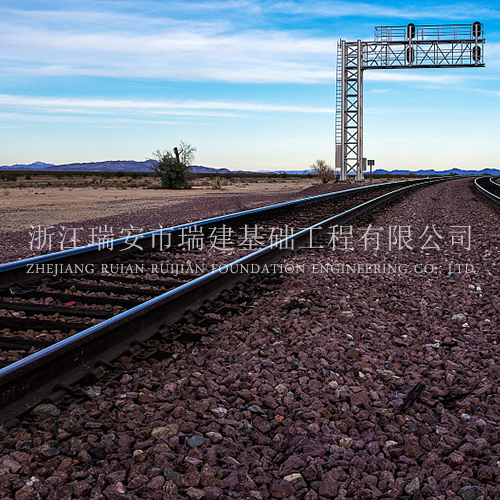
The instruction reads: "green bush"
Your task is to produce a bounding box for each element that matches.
[157,152,190,189]
[151,142,196,189]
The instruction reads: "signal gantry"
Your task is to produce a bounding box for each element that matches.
[335,23,485,181]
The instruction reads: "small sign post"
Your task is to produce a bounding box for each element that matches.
[367,159,375,184]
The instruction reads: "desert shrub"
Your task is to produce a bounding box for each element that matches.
[158,153,190,189]
[1,172,17,182]
[311,159,334,184]
[212,175,222,190]
[150,142,195,189]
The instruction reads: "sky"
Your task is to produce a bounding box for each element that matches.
[1,0,499,171]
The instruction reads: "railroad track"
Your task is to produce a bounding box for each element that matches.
[0,177,448,425]
[473,176,500,205]
[0,179,424,353]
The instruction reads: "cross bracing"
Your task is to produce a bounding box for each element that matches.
[335,23,485,181]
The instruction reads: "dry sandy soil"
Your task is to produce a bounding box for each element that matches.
[0,179,369,263]
[0,180,316,233]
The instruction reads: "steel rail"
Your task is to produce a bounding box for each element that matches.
[0,178,437,289]
[0,177,447,423]
[489,177,500,189]
[473,176,500,206]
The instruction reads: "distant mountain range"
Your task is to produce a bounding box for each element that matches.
[0,161,499,176]
[373,167,500,176]
[3,161,55,170]
[0,160,230,174]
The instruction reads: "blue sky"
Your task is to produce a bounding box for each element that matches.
[1,0,499,171]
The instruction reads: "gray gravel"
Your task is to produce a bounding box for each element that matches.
[1,178,499,499]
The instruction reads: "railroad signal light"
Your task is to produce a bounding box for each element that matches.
[407,23,416,39]
[406,47,415,64]
[473,21,482,38]
[473,46,481,62]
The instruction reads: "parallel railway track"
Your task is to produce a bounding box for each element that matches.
[0,177,448,424]
[0,179,424,353]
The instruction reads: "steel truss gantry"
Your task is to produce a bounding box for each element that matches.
[335,23,485,181]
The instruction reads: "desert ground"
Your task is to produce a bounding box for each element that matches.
[0,173,375,263]
[0,178,318,233]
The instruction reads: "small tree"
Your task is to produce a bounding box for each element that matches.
[150,141,196,189]
[311,159,334,184]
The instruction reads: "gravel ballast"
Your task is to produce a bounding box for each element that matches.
[0,178,499,499]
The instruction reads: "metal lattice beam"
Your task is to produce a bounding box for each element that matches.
[363,40,484,69]
[335,23,485,181]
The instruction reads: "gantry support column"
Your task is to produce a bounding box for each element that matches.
[337,40,364,181]
[356,39,364,182]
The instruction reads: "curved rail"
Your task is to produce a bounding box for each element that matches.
[0,177,448,423]
[473,176,500,206]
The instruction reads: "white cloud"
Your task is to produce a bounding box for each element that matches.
[110,0,500,21]
[0,111,184,127]
[0,6,229,35]
[0,6,336,83]
[0,94,334,117]
[269,1,500,21]
[1,2,494,84]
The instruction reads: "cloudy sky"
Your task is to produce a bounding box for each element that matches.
[1,0,499,170]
